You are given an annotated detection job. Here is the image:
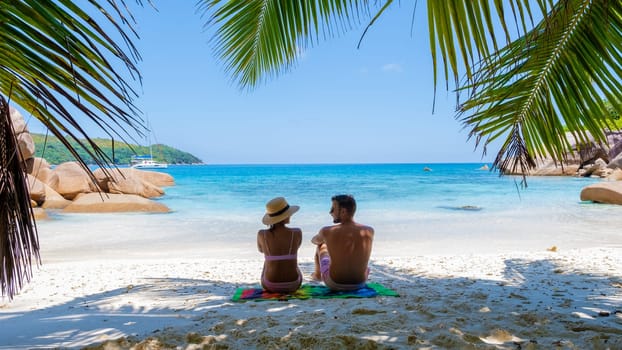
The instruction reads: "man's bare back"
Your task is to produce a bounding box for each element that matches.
[312,195,374,290]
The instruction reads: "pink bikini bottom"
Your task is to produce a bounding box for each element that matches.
[261,267,302,293]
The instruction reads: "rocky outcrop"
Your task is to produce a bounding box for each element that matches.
[507,130,622,177]
[29,157,60,189]
[10,107,35,167]
[44,162,172,214]
[607,168,622,181]
[32,208,49,220]
[520,159,581,176]
[40,184,72,209]
[93,168,165,198]
[51,161,98,200]
[606,130,622,160]
[8,105,173,216]
[608,152,622,170]
[131,169,175,187]
[578,158,609,177]
[580,182,622,205]
[63,193,170,213]
[26,174,46,206]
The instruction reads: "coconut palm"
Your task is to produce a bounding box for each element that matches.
[0,1,145,299]
[200,0,622,179]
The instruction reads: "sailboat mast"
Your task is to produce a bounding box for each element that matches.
[130,113,168,169]
[147,114,153,158]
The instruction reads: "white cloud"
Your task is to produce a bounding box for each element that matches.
[381,63,403,73]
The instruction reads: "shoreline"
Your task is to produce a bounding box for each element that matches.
[2,246,621,349]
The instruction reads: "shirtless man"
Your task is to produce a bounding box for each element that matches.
[311,194,374,291]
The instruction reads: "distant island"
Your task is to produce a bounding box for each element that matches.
[31,133,203,165]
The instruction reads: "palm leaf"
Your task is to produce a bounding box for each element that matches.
[0,1,145,173]
[199,0,382,89]
[458,0,622,178]
[0,1,147,298]
[201,0,622,180]
[0,96,39,300]
[427,0,537,95]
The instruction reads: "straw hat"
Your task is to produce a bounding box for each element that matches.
[262,197,299,225]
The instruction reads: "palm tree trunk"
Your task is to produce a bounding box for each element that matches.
[0,96,40,300]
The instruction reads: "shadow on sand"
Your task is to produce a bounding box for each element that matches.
[0,258,621,349]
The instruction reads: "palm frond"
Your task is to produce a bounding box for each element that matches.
[201,0,622,179]
[458,0,622,175]
[0,96,39,300]
[198,0,382,89]
[0,1,145,173]
[427,0,538,93]
[0,1,146,298]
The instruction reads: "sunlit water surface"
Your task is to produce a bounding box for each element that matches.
[38,163,622,261]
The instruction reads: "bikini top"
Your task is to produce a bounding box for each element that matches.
[263,229,297,261]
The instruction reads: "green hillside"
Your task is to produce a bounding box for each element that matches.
[31,133,203,165]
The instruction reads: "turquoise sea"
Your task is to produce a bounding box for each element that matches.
[38,163,622,261]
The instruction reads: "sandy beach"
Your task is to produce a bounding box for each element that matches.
[1,238,621,349]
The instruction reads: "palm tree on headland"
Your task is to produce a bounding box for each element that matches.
[0,1,147,299]
[200,0,622,177]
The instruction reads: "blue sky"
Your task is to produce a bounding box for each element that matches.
[27,2,500,165]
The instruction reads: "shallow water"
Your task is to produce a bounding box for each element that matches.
[37,163,622,261]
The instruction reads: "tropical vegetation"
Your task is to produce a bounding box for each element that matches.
[31,134,202,165]
[2,0,622,299]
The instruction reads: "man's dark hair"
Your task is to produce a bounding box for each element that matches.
[332,194,356,215]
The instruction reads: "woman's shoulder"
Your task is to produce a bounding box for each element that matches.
[288,227,303,235]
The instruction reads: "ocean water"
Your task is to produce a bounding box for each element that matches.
[37,163,622,261]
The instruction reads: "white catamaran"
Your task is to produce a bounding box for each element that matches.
[131,117,168,169]
[130,154,168,169]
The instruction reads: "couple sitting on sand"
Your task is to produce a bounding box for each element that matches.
[257,195,374,293]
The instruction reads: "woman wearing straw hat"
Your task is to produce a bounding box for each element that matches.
[257,197,303,292]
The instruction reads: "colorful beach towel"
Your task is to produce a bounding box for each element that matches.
[231,282,399,302]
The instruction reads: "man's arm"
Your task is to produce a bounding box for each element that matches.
[311,228,326,245]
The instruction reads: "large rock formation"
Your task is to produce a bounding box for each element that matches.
[30,157,60,189]
[40,183,72,209]
[9,105,172,216]
[608,152,622,170]
[130,168,175,187]
[92,168,169,198]
[44,162,173,213]
[607,168,622,181]
[10,107,35,171]
[506,130,622,177]
[26,174,46,206]
[63,193,170,213]
[51,161,98,200]
[513,159,581,176]
[606,130,622,160]
[580,182,622,205]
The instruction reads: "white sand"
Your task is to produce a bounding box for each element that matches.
[1,241,622,349]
